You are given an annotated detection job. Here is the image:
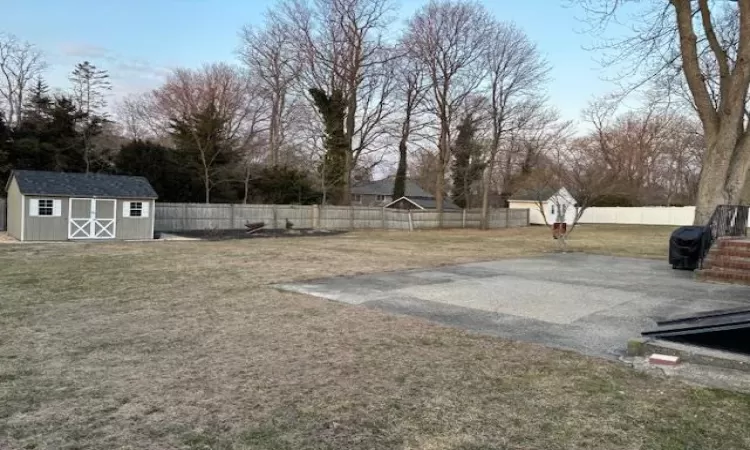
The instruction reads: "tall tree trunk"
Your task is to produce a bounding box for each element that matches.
[394,139,408,199]
[343,150,352,206]
[435,172,444,227]
[693,127,750,224]
[463,163,471,209]
[480,157,495,229]
[741,171,750,204]
[84,143,90,173]
[670,0,750,224]
[436,124,449,227]
[243,167,250,204]
[204,166,211,204]
[269,99,279,166]
[343,88,357,206]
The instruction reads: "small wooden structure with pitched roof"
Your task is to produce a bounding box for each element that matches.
[5,170,158,241]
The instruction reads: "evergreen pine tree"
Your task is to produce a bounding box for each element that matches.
[70,61,112,172]
[169,101,237,202]
[451,114,485,209]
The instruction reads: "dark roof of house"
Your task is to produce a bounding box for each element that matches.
[509,187,558,202]
[410,197,461,210]
[10,170,158,199]
[351,177,433,198]
[387,196,462,210]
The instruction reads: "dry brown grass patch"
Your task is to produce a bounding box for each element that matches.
[1,226,747,449]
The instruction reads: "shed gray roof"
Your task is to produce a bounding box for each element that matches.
[10,170,158,199]
[351,177,433,198]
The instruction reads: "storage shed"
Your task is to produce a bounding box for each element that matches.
[5,170,158,241]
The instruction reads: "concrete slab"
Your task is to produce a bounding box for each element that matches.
[276,254,750,359]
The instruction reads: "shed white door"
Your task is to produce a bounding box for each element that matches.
[68,198,117,239]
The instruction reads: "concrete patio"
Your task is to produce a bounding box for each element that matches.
[277,253,750,359]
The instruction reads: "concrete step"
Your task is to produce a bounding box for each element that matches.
[696,268,750,286]
[703,255,750,271]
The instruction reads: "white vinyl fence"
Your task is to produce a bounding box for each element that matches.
[518,205,740,227]
[154,203,529,232]
[577,206,698,226]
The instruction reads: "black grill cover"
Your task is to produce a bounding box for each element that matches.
[669,226,710,270]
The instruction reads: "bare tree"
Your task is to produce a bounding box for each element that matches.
[480,21,550,228]
[404,0,492,224]
[580,96,703,205]
[577,0,750,224]
[115,93,173,143]
[523,141,618,249]
[152,63,260,202]
[239,80,272,203]
[0,34,46,128]
[240,11,302,166]
[408,147,442,197]
[392,52,429,199]
[283,0,396,204]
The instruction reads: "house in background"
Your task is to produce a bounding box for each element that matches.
[508,187,577,225]
[351,177,460,210]
[5,170,157,241]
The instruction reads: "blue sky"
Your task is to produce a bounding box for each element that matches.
[2,0,617,121]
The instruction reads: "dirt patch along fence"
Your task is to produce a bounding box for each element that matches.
[0,198,5,231]
[154,203,529,232]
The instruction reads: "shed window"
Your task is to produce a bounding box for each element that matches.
[31,199,61,217]
[38,199,54,216]
[123,201,149,218]
[129,202,143,217]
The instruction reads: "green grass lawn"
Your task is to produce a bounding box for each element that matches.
[1,225,749,449]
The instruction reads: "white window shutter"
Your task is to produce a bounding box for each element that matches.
[52,200,62,217]
[29,199,39,217]
[122,201,131,218]
[142,202,150,218]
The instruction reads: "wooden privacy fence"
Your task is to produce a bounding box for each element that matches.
[154,203,529,232]
[0,198,6,232]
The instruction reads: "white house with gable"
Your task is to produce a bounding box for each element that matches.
[508,187,578,225]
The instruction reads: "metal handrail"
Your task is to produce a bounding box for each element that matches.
[699,205,749,266]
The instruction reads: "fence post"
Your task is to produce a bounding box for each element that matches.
[182,203,188,231]
[349,206,355,230]
[462,209,466,228]
[230,204,236,229]
[408,210,414,232]
[505,208,511,228]
[312,204,320,229]
[272,205,278,229]
[381,207,386,230]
